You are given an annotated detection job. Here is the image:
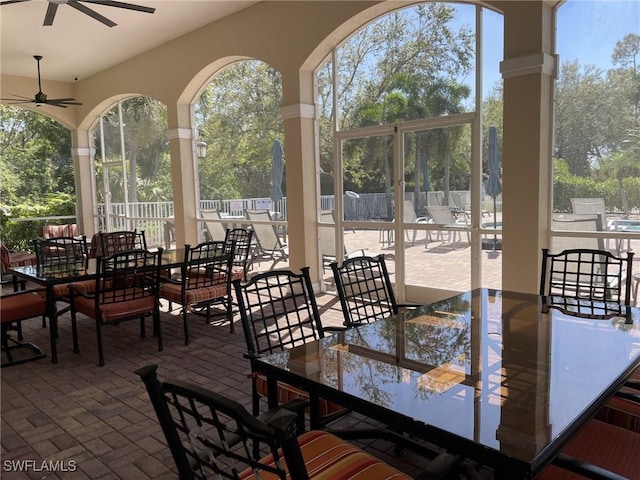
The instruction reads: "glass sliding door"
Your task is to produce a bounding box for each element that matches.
[401,123,472,299]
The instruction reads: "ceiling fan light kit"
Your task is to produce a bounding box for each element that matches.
[0,0,156,27]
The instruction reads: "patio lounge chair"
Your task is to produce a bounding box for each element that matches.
[571,197,627,253]
[551,213,604,253]
[245,209,288,270]
[425,205,469,249]
[378,200,428,248]
[201,209,227,241]
[319,211,365,271]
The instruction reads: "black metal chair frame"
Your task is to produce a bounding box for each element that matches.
[233,268,325,417]
[540,248,634,305]
[96,229,147,257]
[136,364,311,480]
[160,241,235,344]
[330,253,400,328]
[1,289,48,367]
[69,248,163,366]
[34,235,88,319]
[224,227,254,281]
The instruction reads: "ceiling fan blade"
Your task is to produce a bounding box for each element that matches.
[0,98,35,104]
[48,98,83,105]
[44,102,69,108]
[0,0,32,5]
[43,2,58,26]
[1,94,33,100]
[68,0,116,27]
[81,0,155,14]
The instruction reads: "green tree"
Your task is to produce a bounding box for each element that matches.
[0,104,73,204]
[319,3,473,202]
[195,61,283,201]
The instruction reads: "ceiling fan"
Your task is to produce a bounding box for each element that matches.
[1,55,82,108]
[0,0,155,27]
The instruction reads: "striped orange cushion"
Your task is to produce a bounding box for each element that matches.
[159,282,228,306]
[239,430,411,480]
[597,395,640,433]
[536,419,640,480]
[41,224,80,239]
[52,280,96,300]
[73,292,155,323]
[255,373,346,418]
[596,367,640,433]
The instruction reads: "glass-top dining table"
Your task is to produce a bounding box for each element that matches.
[255,288,640,479]
[8,248,186,363]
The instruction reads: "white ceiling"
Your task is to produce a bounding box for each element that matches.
[0,0,258,82]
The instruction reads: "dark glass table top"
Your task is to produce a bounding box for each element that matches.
[9,248,185,284]
[256,288,640,475]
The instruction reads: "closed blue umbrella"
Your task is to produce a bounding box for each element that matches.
[270,139,284,203]
[486,126,501,250]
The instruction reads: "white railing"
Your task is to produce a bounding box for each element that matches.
[93,191,502,247]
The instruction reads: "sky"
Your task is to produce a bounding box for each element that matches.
[557,0,639,70]
[476,0,640,98]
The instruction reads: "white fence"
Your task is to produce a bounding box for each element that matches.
[95,191,502,247]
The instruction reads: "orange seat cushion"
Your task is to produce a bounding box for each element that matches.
[159,282,228,306]
[536,419,640,480]
[1,291,47,324]
[72,291,155,323]
[52,279,96,300]
[41,224,80,239]
[597,394,640,433]
[239,430,411,480]
[255,373,346,418]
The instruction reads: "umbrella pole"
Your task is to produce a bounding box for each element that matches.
[493,197,498,251]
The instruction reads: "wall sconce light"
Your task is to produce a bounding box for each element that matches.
[196,140,208,159]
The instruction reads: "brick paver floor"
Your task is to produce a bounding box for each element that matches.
[2,293,489,480]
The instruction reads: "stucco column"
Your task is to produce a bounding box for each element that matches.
[281,102,320,284]
[499,1,557,294]
[71,129,96,237]
[166,104,199,248]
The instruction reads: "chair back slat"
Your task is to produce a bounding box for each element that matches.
[96,249,162,304]
[224,228,254,280]
[136,364,297,480]
[34,235,87,274]
[540,248,634,304]
[330,254,398,327]
[98,230,147,257]
[234,267,323,357]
